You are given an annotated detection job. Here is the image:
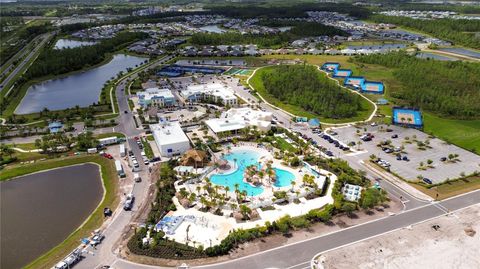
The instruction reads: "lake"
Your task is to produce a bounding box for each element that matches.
[54,39,97,49]
[16,54,147,114]
[199,25,225,33]
[437,47,480,59]
[0,164,104,269]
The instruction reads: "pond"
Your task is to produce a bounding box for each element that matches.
[54,39,97,49]
[199,25,225,33]
[0,164,104,269]
[416,52,458,61]
[437,47,480,59]
[16,54,147,114]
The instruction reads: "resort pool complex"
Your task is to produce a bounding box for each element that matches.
[210,150,295,196]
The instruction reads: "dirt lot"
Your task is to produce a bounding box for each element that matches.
[317,204,480,269]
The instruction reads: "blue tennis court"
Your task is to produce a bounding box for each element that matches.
[361,81,384,94]
[344,76,365,90]
[333,69,352,78]
[392,107,423,128]
[321,62,340,72]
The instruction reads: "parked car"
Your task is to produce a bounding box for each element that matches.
[124,194,135,211]
[440,157,447,162]
[90,234,105,246]
[391,134,398,139]
[423,178,433,184]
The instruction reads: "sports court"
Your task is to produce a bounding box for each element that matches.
[344,76,365,90]
[225,68,253,76]
[321,62,340,72]
[333,69,352,78]
[361,81,385,94]
[392,107,423,128]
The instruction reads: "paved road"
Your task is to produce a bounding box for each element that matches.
[75,54,175,269]
[0,32,52,95]
[108,189,479,269]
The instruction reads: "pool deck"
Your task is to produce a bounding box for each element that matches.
[167,144,337,247]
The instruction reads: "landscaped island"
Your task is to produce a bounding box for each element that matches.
[250,65,373,122]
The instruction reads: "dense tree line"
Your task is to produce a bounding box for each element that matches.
[190,22,347,47]
[370,15,480,49]
[261,65,362,119]
[25,31,147,79]
[381,3,480,14]
[207,3,371,19]
[190,32,291,48]
[354,52,480,119]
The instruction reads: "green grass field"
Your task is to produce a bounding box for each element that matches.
[249,65,374,124]
[423,113,480,153]
[1,155,119,269]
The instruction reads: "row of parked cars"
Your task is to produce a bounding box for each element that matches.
[320,133,350,152]
[53,230,104,269]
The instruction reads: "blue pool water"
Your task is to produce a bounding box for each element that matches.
[273,168,295,187]
[210,150,295,196]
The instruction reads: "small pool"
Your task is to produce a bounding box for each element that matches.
[210,150,294,196]
[273,168,295,187]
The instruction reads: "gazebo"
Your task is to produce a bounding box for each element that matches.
[180,149,209,168]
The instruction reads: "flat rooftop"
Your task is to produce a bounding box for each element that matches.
[150,121,189,145]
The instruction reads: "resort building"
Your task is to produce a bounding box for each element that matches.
[205,107,272,135]
[137,87,176,108]
[151,121,191,157]
[342,183,363,202]
[181,83,237,106]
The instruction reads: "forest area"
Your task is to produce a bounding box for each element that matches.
[24,31,146,80]
[353,52,480,119]
[369,15,480,49]
[260,65,363,119]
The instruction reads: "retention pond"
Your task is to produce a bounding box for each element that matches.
[0,163,103,269]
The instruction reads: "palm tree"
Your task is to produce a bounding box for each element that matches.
[291,180,296,192]
[225,186,230,197]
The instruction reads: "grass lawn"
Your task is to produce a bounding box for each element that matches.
[249,65,374,124]
[11,142,38,150]
[141,137,154,159]
[423,113,480,153]
[95,132,126,139]
[410,175,480,200]
[273,136,297,152]
[1,155,119,269]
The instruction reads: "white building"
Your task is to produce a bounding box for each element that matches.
[151,121,190,157]
[137,87,176,108]
[342,183,363,202]
[181,83,237,106]
[205,107,272,135]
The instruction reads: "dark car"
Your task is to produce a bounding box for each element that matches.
[396,155,402,160]
[440,157,447,162]
[391,134,398,139]
[402,156,410,161]
[423,178,433,184]
[124,110,128,114]
[326,151,334,156]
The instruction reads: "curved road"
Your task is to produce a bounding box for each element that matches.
[75,58,478,269]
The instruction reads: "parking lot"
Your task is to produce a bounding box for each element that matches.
[331,123,480,184]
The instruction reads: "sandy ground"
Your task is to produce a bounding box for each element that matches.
[317,204,480,269]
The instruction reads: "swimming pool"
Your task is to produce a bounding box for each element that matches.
[210,150,295,196]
